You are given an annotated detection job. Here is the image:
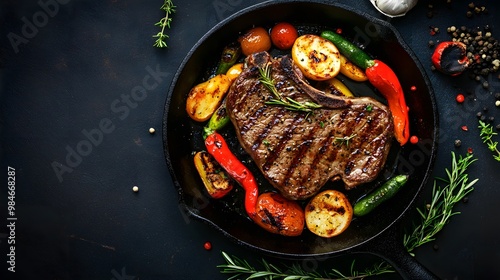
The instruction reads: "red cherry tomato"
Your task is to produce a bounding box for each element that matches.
[270,22,298,50]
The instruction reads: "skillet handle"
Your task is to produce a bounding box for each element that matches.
[359,222,441,280]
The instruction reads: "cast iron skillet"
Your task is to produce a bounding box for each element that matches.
[163,1,439,279]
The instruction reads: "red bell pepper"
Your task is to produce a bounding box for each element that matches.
[204,131,258,217]
[365,60,410,145]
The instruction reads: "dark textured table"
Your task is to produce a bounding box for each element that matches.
[1,0,499,279]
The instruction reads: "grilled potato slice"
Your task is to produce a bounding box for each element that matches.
[305,189,353,238]
[291,34,341,81]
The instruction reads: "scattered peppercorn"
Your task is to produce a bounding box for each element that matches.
[456,93,465,103]
[410,85,417,91]
[454,139,462,147]
[203,241,212,250]
[133,186,139,192]
[467,147,474,154]
[410,135,419,144]
[149,127,156,134]
[496,124,500,130]
[445,22,500,80]
[461,125,469,131]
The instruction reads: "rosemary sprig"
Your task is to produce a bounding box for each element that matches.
[478,120,500,162]
[218,251,395,280]
[258,64,323,114]
[403,152,478,255]
[335,133,357,147]
[153,0,176,48]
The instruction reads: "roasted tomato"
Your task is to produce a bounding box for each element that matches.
[238,27,272,56]
[270,22,298,50]
[252,192,305,236]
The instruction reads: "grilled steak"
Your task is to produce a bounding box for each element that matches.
[226,52,394,200]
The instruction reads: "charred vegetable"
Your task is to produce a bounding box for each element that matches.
[216,43,242,75]
[321,30,410,145]
[318,77,355,97]
[431,41,470,76]
[339,54,368,82]
[305,189,353,238]
[291,34,341,81]
[253,192,304,236]
[353,174,409,216]
[185,74,232,122]
[186,43,241,122]
[204,131,258,217]
[193,151,233,199]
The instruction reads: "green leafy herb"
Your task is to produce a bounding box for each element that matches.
[258,64,323,114]
[403,152,478,255]
[335,133,357,147]
[153,0,176,48]
[478,120,500,162]
[218,251,395,280]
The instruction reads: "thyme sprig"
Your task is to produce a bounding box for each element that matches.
[258,64,323,114]
[153,0,176,48]
[478,120,500,162]
[403,152,478,255]
[218,251,395,280]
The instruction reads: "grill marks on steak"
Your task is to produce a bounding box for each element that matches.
[226,52,394,200]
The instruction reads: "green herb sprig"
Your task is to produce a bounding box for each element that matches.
[153,0,176,48]
[335,133,357,147]
[478,120,500,162]
[218,251,395,280]
[403,152,478,254]
[258,64,323,114]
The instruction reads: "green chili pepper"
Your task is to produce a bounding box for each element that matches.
[320,30,374,69]
[353,174,409,216]
[215,42,241,75]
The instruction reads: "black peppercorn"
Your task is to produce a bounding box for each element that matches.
[454,139,462,147]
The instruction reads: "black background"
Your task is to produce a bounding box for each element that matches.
[1,0,499,279]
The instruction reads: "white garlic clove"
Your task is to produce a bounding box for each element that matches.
[370,0,418,17]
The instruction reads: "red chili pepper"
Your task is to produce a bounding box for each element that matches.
[365,60,410,145]
[204,131,258,217]
[431,41,470,76]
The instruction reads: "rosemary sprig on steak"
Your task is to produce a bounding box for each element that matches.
[258,63,322,113]
[334,133,357,147]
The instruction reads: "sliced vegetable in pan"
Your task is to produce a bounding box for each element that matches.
[305,189,353,238]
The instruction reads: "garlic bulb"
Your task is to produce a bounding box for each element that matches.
[370,0,418,17]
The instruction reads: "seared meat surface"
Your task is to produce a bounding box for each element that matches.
[226,52,394,200]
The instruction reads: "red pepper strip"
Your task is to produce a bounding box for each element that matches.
[365,60,410,145]
[204,131,258,217]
